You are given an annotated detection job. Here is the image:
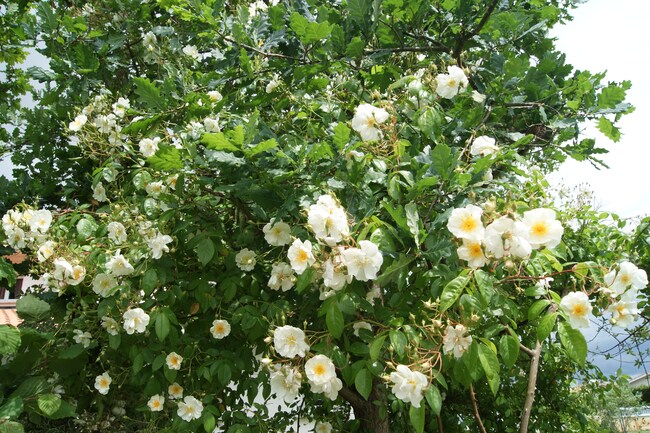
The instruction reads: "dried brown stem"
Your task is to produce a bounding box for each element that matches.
[519,340,543,433]
[469,384,488,433]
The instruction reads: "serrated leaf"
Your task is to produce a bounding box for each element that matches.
[389,330,407,357]
[0,397,23,420]
[0,259,17,290]
[16,294,50,321]
[76,217,98,240]
[147,145,183,170]
[74,44,99,73]
[0,420,24,433]
[37,394,61,417]
[246,139,277,157]
[409,403,425,433]
[326,302,344,339]
[499,335,520,369]
[369,335,386,361]
[537,312,557,342]
[58,344,85,360]
[0,325,21,355]
[345,36,366,57]
[405,202,420,245]
[333,123,351,150]
[439,274,470,313]
[202,133,239,152]
[11,377,48,399]
[478,343,500,395]
[133,77,165,110]
[48,400,75,419]
[195,238,215,267]
[558,322,587,367]
[354,368,373,400]
[155,312,171,342]
[597,116,621,142]
[430,143,454,180]
[425,385,442,416]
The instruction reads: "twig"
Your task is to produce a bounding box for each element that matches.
[469,384,488,433]
[454,0,501,61]
[519,340,542,433]
[437,415,444,433]
[364,46,451,55]
[221,34,303,62]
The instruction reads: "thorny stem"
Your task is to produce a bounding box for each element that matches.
[519,340,543,433]
[469,384,488,433]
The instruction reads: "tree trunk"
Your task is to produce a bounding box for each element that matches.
[339,382,389,433]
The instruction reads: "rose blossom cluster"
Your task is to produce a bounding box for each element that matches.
[447,204,564,269]
[259,194,383,300]
[265,325,343,402]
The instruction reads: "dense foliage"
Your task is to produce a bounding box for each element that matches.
[0,1,646,432]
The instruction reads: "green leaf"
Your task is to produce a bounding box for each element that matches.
[333,123,351,150]
[0,397,23,419]
[537,312,557,342]
[409,403,425,433]
[37,394,61,417]
[0,258,17,288]
[418,108,443,138]
[499,335,520,369]
[478,343,500,395]
[202,133,239,152]
[474,270,495,303]
[133,77,165,110]
[246,139,278,157]
[76,217,98,240]
[289,13,332,44]
[597,116,621,142]
[0,420,24,433]
[195,238,215,267]
[16,294,50,321]
[598,83,627,109]
[295,267,314,293]
[425,385,442,416]
[155,311,171,342]
[230,125,245,146]
[405,202,420,245]
[354,368,373,400]
[142,268,158,297]
[58,344,85,360]
[217,363,232,385]
[152,354,166,372]
[345,36,366,58]
[11,377,48,399]
[528,299,551,321]
[369,335,386,361]
[48,400,76,419]
[204,413,216,433]
[389,330,407,357]
[148,145,183,170]
[348,0,371,26]
[439,274,470,313]
[74,44,100,73]
[558,322,587,367]
[430,143,454,180]
[326,302,344,339]
[0,325,21,355]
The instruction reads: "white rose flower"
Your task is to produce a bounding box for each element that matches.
[52,258,73,281]
[122,307,150,334]
[341,240,383,282]
[147,394,165,412]
[442,324,473,359]
[435,65,469,99]
[559,291,592,329]
[307,195,349,245]
[147,232,173,259]
[604,261,648,295]
[211,319,231,339]
[470,136,499,156]
[112,97,130,118]
[274,325,310,358]
[270,365,303,403]
[607,300,639,329]
[305,355,342,400]
[107,222,127,244]
[471,90,487,103]
[389,364,429,408]
[30,209,53,233]
[177,396,203,421]
[143,31,157,51]
[94,372,112,395]
[484,217,532,259]
[182,45,200,60]
[68,265,86,285]
[138,137,161,158]
[520,208,564,250]
[287,239,316,275]
[203,116,220,133]
[145,181,165,197]
[95,113,117,133]
[266,77,281,93]
[351,103,389,141]
[447,204,485,241]
[166,352,183,370]
[168,383,184,400]
[37,241,56,262]
[262,219,292,246]
[73,329,92,348]
[101,316,120,336]
[322,255,351,290]
[208,90,223,102]
[106,252,135,276]
[2,209,22,231]
[93,273,118,297]
[457,239,487,269]
[235,248,256,271]
[6,227,26,249]
[315,421,333,433]
[93,182,108,202]
[268,262,296,292]
[68,114,88,131]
